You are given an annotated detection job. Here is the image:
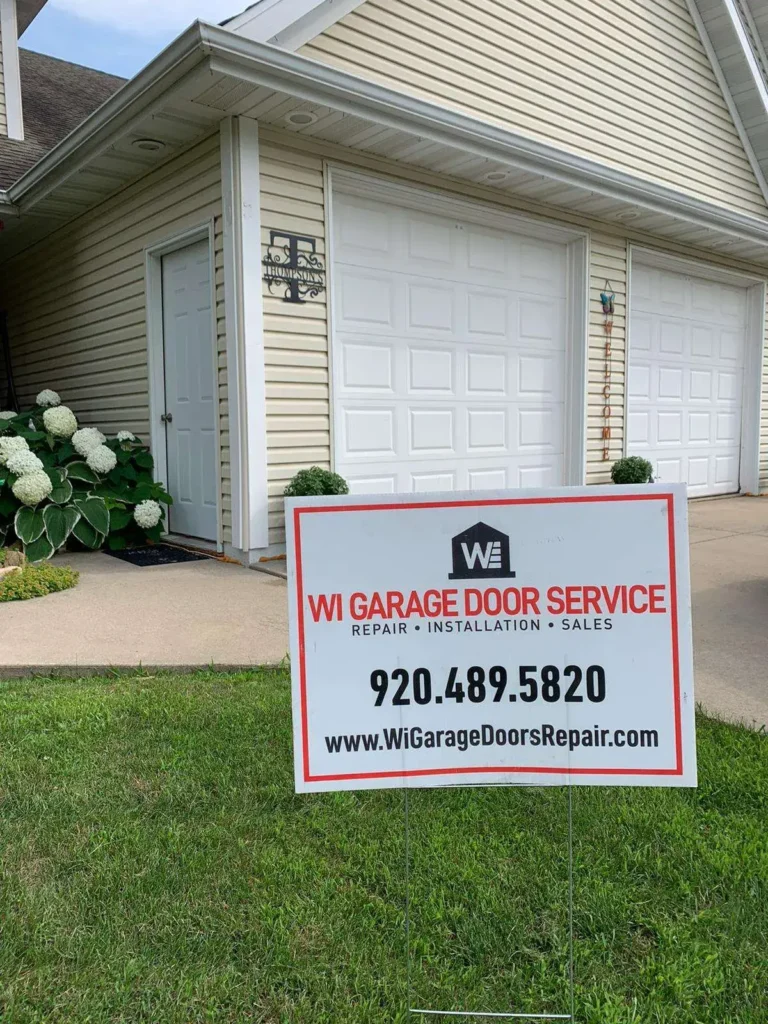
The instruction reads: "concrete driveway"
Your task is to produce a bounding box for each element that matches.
[2,498,768,730]
[689,497,768,728]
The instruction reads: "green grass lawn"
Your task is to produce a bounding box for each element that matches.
[0,670,766,1023]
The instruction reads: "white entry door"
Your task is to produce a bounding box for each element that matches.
[628,263,747,496]
[331,188,568,493]
[161,239,217,540]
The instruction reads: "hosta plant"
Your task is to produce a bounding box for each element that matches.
[0,391,172,561]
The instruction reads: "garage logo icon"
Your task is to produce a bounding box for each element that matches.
[449,522,517,580]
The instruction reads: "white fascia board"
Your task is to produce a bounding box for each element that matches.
[226,0,366,49]
[723,0,768,111]
[0,0,25,140]
[199,27,768,250]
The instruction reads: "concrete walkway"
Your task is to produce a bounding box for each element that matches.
[3,498,768,730]
[689,497,768,728]
[0,552,289,674]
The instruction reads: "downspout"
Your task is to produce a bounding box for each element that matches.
[0,311,19,412]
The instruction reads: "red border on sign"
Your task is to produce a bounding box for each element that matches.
[293,494,683,783]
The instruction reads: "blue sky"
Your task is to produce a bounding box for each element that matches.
[21,0,243,78]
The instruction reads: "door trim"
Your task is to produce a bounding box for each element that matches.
[144,222,223,549]
[325,165,590,488]
[626,245,766,495]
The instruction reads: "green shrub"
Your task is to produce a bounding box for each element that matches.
[0,390,172,560]
[284,466,349,497]
[611,456,654,485]
[0,562,79,601]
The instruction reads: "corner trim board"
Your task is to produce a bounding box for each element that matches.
[0,0,24,140]
[220,115,269,553]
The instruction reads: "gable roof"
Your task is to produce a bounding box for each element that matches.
[0,49,126,188]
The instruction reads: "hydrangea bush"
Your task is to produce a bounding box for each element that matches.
[0,390,173,561]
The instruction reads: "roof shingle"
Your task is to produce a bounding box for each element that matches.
[0,49,126,190]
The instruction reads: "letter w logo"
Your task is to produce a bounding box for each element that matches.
[461,541,502,570]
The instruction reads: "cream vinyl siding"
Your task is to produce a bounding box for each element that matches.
[0,133,232,542]
[260,140,329,545]
[0,19,7,136]
[300,0,768,218]
[258,130,768,544]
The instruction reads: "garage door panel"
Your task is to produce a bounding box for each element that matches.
[409,407,456,455]
[408,346,456,394]
[338,271,397,330]
[467,408,508,452]
[466,351,507,395]
[629,264,747,496]
[407,281,457,333]
[333,191,567,493]
[340,340,395,393]
[659,320,685,354]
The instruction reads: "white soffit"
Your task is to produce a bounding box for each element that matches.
[4,26,768,265]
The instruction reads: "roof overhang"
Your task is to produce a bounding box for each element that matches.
[5,21,768,265]
[17,0,48,35]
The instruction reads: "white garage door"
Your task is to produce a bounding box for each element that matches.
[628,264,747,496]
[331,188,568,494]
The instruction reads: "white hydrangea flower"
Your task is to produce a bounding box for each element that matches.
[134,499,163,530]
[86,444,117,475]
[117,430,136,443]
[72,426,106,456]
[0,435,29,466]
[6,450,45,476]
[12,470,53,506]
[36,389,61,408]
[43,405,78,439]
[0,411,16,421]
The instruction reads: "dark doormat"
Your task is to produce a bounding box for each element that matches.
[105,544,208,567]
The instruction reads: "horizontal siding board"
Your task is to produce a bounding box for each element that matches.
[301,0,767,216]
[0,135,231,543]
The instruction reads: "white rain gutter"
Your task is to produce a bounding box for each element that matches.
[7,21,768,252]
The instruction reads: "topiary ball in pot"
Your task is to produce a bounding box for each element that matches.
[610,456,654,485]
[284,466,349,497]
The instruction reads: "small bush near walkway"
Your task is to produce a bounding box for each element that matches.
[0,670,765,1023]
[0,562,78,601]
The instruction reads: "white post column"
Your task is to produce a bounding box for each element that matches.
[221,115,269,556]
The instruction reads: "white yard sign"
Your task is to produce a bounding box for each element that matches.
[286,486,696,792]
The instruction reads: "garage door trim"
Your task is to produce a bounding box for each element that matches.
[326,165,590,488]
[626,245,766,495]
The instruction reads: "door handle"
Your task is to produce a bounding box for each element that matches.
[161,412,173,424]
